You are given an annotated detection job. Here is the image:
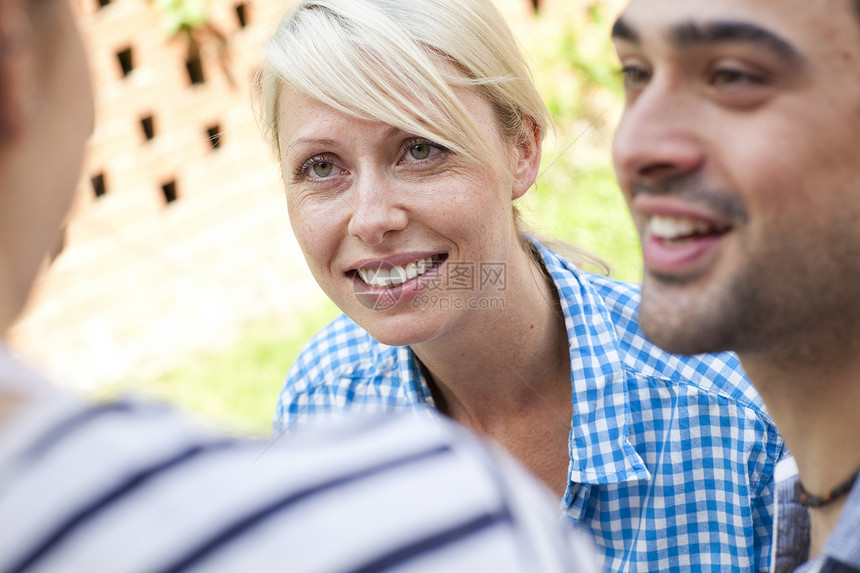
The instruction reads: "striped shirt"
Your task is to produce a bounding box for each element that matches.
[0,347,596,573]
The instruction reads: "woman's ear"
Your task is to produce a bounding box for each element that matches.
[510,117,542,201]
[0,0,34,146]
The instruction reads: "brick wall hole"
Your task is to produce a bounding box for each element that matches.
[116,47,134,77]
[91,172,107,199]
[186,53,206,85]
[161,180,178,204]
[140,114,155,141]
[206,124,223,150]
[235,3,248,27]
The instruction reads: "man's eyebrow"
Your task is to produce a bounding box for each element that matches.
[671,21,803,63]
[612,17,804,65]
[611,17,638,43]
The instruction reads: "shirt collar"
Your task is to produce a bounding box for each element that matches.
[397,346,437,408]
[532,240,651,488]
[394,240,651,491]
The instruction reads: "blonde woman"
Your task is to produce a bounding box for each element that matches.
[0,0,594,570]
[259,0,783,570]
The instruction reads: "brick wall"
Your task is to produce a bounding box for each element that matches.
[9,0,329,390]
[8,0,557,392]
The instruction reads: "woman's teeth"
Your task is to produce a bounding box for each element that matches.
[357,255,444,288]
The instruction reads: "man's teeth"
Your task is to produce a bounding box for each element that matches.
[649,215,714,241]
[357,255,442,288]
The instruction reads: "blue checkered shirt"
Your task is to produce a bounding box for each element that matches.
[274,239,784,572]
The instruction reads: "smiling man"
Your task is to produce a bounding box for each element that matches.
[612,0,860,570]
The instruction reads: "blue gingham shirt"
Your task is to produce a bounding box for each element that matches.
[274,240,784,572]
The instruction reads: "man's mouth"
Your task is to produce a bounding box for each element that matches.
[648,215,731,245]
[355,254,447,288]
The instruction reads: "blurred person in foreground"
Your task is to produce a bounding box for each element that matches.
[0,0,598,570]
[612,0,860,571]
[258,0,783,569]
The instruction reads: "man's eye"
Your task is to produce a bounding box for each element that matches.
[620,65,651,87]
[712,69,761,87]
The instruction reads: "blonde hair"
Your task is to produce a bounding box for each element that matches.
[254,0,609,274]
[256,0,548,161]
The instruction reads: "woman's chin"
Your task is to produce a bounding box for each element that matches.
[349,310,439,348]
[330,283,456,347]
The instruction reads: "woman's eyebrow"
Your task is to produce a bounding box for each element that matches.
[287,127,406,152]
[287,137,337,151]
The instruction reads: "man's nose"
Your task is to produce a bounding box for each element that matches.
[613,78,706,192]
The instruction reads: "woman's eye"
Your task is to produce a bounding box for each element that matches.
[409,144,433,160]
[296,157,343,182]
[402,141,445,163]
[311,161,335,178]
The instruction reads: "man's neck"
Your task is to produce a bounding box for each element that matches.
[741,347,860,554]
[809,497,849,559]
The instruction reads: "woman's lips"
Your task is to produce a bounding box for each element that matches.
[354,254,447,288]
[350,254,448,311]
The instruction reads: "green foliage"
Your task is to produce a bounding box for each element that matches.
[519,1,641,282]
[152,0,208,37]
[116,301,340,436]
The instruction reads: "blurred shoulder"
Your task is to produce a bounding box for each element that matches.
[0,392,595,572]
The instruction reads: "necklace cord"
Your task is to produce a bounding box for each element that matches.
[796,470,860,508]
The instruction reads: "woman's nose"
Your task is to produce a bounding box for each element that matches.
[346,171,409,245]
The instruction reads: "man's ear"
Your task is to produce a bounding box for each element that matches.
[0,0,34,146]
[511,116,542,201]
